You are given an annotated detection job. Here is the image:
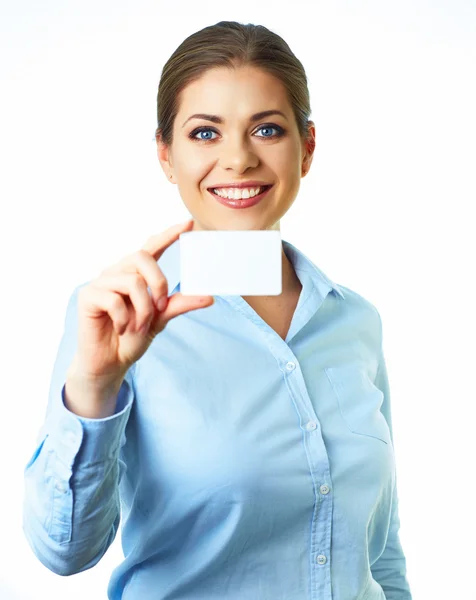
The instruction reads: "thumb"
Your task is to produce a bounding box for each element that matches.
[153,292,215,330]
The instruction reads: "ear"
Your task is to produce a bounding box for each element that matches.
[301,121,316,177]
[156,131,174,182]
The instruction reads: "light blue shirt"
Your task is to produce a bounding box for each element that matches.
[23,237,412,599]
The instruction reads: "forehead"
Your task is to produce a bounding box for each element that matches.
[177,66,290,114]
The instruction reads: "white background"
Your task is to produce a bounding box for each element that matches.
[1,1,475,598]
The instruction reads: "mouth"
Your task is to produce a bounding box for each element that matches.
[207,185,273,209]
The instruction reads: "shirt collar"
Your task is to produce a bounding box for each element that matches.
[158,237,345,300]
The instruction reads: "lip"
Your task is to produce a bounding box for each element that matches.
[208,185,273,209]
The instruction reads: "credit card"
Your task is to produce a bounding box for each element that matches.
[179,230,282,296]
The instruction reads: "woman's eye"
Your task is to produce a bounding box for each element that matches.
[254,125,282,138]
[189,124,284,142]
[191,128,218,141]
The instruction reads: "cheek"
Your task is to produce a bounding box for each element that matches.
[273,156,302,183]
[270,140,302,173]
[175,150,211,182]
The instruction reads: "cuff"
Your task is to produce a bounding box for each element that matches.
[47,377,134,470]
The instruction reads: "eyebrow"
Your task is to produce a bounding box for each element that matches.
[181,110,288,128]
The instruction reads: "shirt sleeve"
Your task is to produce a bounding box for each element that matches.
[22,283,135,576]
[370,310,413,599]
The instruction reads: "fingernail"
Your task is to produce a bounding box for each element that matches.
[157,296,167,311]
[140,320,151,335]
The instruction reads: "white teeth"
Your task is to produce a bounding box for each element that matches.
[212,186,266,199]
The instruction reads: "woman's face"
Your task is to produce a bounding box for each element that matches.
[157,65,315,231]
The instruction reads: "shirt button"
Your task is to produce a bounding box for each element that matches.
[285,361,296,371]
[316,554,327,565]
[55,481,68,494]
[320,484,330,495]
[305,421,317,431]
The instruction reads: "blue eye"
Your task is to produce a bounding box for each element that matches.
[255,125,280,138]
[192,129,217,141]
[189,124,285,142]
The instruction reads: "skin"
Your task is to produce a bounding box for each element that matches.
[156,64,316,310]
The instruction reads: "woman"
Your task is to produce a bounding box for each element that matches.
[22,21,412,600]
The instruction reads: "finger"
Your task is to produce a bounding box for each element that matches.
[100,219,194,302]
[119,249,169,309]
[91,272,155,333]
[157,292,215,327]
[78,286,130,336]
[141,219,194,262]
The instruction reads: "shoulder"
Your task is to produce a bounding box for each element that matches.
[333,282,382,330]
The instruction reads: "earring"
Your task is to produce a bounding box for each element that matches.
[170,174,173,179]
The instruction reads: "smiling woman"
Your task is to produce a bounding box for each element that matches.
[22,20,412,600]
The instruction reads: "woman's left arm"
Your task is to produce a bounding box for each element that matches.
[370,313,413,599]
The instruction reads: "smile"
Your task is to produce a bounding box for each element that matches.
[207,185,273,209]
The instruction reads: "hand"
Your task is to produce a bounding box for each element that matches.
[70,219,214,385]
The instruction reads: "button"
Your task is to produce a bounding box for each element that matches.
[305,421,317,431]
[55,481,68,494]
[316,554,327,565]
[320,484,330,495]
[285,361,296,371]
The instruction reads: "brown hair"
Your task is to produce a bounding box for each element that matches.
[155,21,312,147]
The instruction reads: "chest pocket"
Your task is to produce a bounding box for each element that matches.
[324,366,391,445]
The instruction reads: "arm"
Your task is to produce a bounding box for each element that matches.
[370,310,413,599]
[22,284,135,576]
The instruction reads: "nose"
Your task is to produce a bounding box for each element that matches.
[218,133,259,173]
